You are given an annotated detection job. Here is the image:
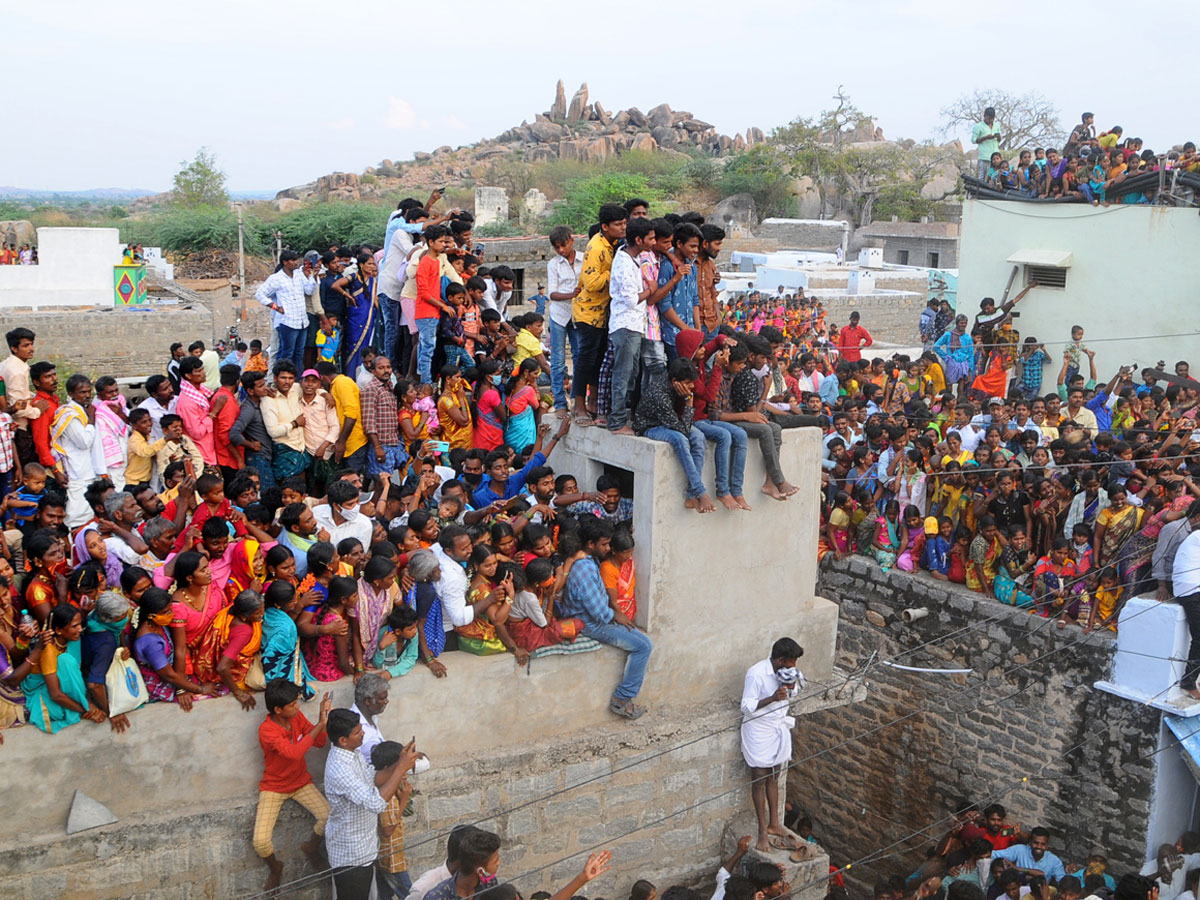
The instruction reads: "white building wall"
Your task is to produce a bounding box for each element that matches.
[958,201,1200,380]
[0,227,123,309]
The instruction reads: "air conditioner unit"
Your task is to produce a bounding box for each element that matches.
[857,247,884,269]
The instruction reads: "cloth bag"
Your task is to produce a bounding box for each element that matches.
[105,651,148,716]
[244,654,266,691]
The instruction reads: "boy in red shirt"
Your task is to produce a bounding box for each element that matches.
[253,681,332,893]
[414,224,456,384]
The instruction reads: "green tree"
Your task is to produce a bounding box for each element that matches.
[716,146,797,219]
[172,148,229,208]
[549,172,661,232]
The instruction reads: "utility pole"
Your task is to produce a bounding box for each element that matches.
[236,204,246,321]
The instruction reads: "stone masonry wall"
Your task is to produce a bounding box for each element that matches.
[814,293,925,346]
[5,706,744,900]
[791,557,1159,895]
[0,305,214,379]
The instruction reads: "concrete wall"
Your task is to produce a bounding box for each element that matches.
[1,427,841,899]
[551,427,838,691]
[866,236,959,270]
[809,290,926,347]
[958,201,1200,377]
[0,227,124,309]
[792,557,1163,894]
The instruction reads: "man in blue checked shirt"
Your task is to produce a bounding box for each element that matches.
[559,517,653,720]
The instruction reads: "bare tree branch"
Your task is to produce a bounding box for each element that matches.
[940,89,1065,153]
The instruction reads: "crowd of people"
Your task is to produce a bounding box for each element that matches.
[0,242,36,265]
[971,108,1200,203]
[0,186,1198,897]
[809,284,1200,671]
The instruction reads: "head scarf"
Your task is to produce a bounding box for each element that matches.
[226,539,261,599]
[86,591,131,636]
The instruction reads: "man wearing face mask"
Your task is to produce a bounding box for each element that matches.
[314,479,373,549]
[740,637,805,854]
[423,828,503,900]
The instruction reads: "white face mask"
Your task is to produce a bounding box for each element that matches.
[752,363,771,378]
[339,503,360,523]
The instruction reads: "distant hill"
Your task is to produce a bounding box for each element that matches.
[0,186,157,202]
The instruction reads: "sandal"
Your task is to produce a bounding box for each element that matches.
[574,413,596,427]
[609,697,646,719]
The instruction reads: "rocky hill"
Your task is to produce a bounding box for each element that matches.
[275,81,783,205]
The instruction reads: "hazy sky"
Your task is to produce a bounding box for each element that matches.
[8,0,1195,193]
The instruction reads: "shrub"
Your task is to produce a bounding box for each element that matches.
[548,172,662,232]
[275,203,390,251]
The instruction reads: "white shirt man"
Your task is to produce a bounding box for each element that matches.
[432,541,474,632]
[0,349,38,435]
[483,280,513,317]
[312,501,373,549]
[740,657,801,768]
[546,249,583,329]
[255,266,316,330]
[51,399,105,528]
[136,394,177,442]
[324,739,388,883]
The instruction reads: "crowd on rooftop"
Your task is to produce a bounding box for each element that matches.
[970,108,1200,204]
[0,186,1198,896]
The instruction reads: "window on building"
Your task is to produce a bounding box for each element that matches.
[1025,265,1067,289]
[927,252,940,268]
[896,250,910,265]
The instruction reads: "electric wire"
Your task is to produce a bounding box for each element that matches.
[238,580,1188,900]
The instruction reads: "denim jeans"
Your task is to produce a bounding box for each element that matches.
[367,443,408,479]
[646,425,708,499]
[549,316,577,410]
[276,324,306,373]
[244,448,277,489]
[607,328,643,431]
[585,621,654,701]
[379,292,402,369]
[444,344,472,369]
[415,317,439,384]
[694,418,747,497]
[376,865,413,899]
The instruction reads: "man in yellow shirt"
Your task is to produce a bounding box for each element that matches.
[316,361,368,470]
[512,312,550,377]
[572,204,627,424]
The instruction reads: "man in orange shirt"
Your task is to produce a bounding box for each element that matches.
[253,681,331,893]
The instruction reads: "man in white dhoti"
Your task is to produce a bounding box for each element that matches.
[51,374,105,529]
[740,637,805,853]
